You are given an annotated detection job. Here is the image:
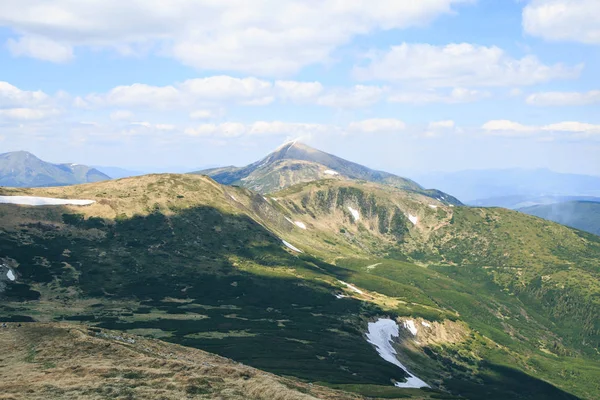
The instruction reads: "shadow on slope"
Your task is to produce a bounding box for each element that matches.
[0,203,585,399]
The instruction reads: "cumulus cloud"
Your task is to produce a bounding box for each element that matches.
[185,121,335,138]
[110,110,134,121]
[526,90,600,106]
[0,0,471,75]
[190,109,226,120]
[0,81,50,108]
[0,81,63,121]
[354,43,582,87]
[523,0,600,44]
[86,77,341,110]
[389,87,490,104]
[348,118,406,133]
[0,107,60,121]
[482,119,600,138]
[7,35,73,63]
[317,85,387,108]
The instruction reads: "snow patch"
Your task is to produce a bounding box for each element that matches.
[284,217,295,225]
[262,196,269,202]
[421,321,431,328]
[334,294,346,299]
[0,196,95,206]
[347,206,360,221]
[403,320,418,336]
[6,270,15,281]
[428,205,438,209]
[324,170,339,176]
[408,214,418,225]
[366,263,382,270]
[339,280,364,295]
[294,221,307,230]
[366,319,430,389]
[282,240,303,253]
[229,195,237,201]
[450,205,455,208]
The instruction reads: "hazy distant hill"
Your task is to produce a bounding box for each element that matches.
[0,151,110,187]
[194,141,461,205]
[520,201,600,236]
[414,169,600,206]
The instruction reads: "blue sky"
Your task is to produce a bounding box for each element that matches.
[0,0,599,176]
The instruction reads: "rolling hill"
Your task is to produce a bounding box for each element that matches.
[193,141,461,205]
[1,173,598,399]
[0,151,110,187]
[519,201,600,236]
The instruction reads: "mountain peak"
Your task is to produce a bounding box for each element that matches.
[194,142,461,204]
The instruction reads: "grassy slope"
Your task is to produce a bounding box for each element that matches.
[269,180,600,399]
[0,175,598,399]
[519,201,600,236]
[0,322,375,400]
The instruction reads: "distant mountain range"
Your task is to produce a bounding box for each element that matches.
[194,141,462,205]
[0,151,110,187]
[414,168,600,208]
[519,200,600,236]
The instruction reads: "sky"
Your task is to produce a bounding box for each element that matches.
[0,0,599,176]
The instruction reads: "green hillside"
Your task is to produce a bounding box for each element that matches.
[519,201,600,236]
[1,175,598,399]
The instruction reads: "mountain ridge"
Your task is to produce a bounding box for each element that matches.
[0,151,110,187]
[1,173,598,399]
[193,142,462,205]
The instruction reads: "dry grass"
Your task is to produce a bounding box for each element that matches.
[0,323,363,400]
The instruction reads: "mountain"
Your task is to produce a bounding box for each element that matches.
[1,174,598,399]
[413,169,600,206]
[519,201,600,236]
[0,151,110,187]
[193,141,462,205]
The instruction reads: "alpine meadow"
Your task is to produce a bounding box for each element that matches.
[1,1,599,400]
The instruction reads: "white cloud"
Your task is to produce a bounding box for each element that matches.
[388,87,490,104]
[185,121,334,138]
[275,81,324,102]
[482,120,538,136]
[0,0,471,75]
[110,110,134,121]
[523,0,600,44]
[180,76,273,102]
[348,118,406,133]
[0,107,60,121]
[7,35,73,63]
[425,120,459,137]
[354,43,582,87]
[526,90,600,106]
[482,119,600,138]
[86,77,328,109]
[429,120,455,129]
[0,81,49,108]
[190,109,225,120]
[317,85,387,108]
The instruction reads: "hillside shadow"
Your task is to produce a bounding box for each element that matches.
[0,203,584,398]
